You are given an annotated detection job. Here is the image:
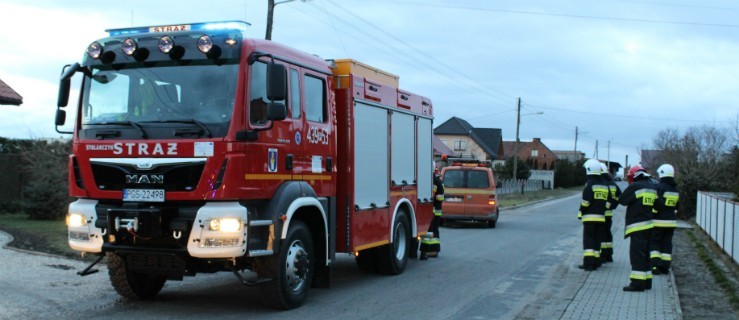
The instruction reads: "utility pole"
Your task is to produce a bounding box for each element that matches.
[266,0,308,40]
[607,139,611,174]
[574,126,578,162]
[594,140,599,159]
[513,97,521,181]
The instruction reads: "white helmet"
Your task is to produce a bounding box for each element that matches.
[657,164,674,178]
[599,163,608,174]
[584,159,601,175]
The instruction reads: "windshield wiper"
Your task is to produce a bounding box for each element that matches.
[143,119,213,138]
[86,121,147,138]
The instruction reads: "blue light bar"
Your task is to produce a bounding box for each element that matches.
[106,21,251,37]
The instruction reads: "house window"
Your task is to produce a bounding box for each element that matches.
[531,149,539,157]
[453,140,467,151]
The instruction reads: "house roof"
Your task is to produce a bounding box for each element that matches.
[434,117,503,158]
[432,135,455,156]
[0,78,23,106]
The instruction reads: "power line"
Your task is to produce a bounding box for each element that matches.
[616,0,739,12]
[525,103,734,123]
[357,0,739,28]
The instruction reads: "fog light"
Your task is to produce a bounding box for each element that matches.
[158,35,174,53]
[122,38,137,56]
[197,35,213,53]
[67,213,87,227]
[87,42,102,59]
[208,218,242,232]
[69,231,91,241]
[225,38,237,47]
[201,237,241,247]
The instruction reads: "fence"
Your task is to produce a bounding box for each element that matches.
[695,191,738,265]
[497,179,550,195]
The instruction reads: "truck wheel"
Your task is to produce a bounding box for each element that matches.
[377,211,410,275]
[355,248,378,273]
[107,252,166,300]
[259,220,314,310]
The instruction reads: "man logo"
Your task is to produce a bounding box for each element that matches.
[126,174,164,184]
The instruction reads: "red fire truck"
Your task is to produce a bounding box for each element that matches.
[55,21,435,309]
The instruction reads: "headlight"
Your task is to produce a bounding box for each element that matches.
[197,35,213,53]
[87,42,103,59]
[158,35,174,53]
[67,213,87,227]
[208,218,242,232]
[122,38,137,56]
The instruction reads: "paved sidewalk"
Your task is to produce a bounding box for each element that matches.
[561,211,683,320]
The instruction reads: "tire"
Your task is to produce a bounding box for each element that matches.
[377,211,410,275]
[107,252,166,300]
[259,220,314,310]
[355,248,378,273]
[487,220,496,228]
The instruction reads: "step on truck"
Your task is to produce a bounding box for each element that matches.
[56,21,435,309]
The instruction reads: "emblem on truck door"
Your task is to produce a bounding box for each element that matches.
[268,148,278,173]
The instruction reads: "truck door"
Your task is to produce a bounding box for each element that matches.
[301,71,334,196]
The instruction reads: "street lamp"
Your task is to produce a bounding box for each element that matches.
[266,0,310,40]
[512,97,543,181]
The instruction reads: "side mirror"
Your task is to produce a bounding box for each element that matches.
[55,109,66,126]
[267,102,286,121]
[57,63,80,107]
[266,62,287,101]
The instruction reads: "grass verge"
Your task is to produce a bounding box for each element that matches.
[686,228,739,311]
[0,213,81,259]
[498,186,580,208]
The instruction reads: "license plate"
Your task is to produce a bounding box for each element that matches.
[123,189,165,202]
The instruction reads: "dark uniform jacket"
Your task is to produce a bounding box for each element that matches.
[578,175,609,222]
[433,175,444,215]
[602,173,622,216]
[653,177,679,228]
[618,176,657,237]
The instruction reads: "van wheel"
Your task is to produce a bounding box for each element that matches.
[259,221,314,310]
[439,218,445,227]
[107,252,166,300]
[487,220,496,228]
[377,211,410,275]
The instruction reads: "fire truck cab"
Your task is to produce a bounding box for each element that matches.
[56,21,435,309]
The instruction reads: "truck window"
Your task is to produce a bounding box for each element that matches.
[290,69,301,119]
[84,71,130,122]
[443,170,465,188]
[304,75,326,123]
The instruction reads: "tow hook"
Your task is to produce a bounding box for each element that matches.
[77,254,104,276]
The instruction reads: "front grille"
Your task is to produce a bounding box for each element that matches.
[91,161,205,191]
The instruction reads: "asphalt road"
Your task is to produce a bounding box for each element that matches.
[1,194,589,320]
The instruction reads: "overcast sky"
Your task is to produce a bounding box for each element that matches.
[1,0,737,172]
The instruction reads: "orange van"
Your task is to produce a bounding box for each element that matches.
[440,163,501,228]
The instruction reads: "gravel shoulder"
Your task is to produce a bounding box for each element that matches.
[672,226,739,320]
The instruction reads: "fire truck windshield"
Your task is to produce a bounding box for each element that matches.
[80,62,238,139]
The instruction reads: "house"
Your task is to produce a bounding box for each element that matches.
[553,150,585,163]
[433,117,504,161]
[432,135,455,160]
[0,78,23,106]
[502,138,558,170]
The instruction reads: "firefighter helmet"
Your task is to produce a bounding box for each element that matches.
[584,159,602,175]
[628,165,649,183]
[599,162,608,175]
[657,164,674,178]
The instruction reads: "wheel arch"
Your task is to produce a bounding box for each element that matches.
[390,198,416,242]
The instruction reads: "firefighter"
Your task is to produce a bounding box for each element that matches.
[577,159,609,271]
[619,165,656,292]
[600,162,621,263]
[651,164,680,275]
[420,162,444,260]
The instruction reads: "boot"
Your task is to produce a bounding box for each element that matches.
[659,266,670,274]
[645,279,652,290]
[623,283,645,292]
[419,253,428,261]
[652,267,661,275]
[578,264,596,271]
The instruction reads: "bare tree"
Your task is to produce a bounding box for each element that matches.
[652,125,734,218]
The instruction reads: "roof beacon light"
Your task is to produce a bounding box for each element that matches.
[87,42,103,59]
[121,38,137,56]
[158,36,174,53]
[197,35,213,53]
[107,21,251,37]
